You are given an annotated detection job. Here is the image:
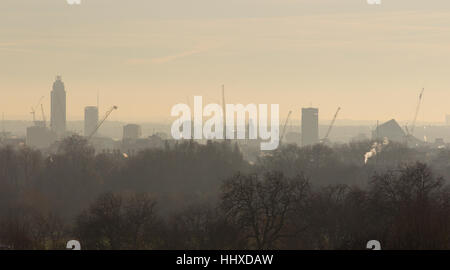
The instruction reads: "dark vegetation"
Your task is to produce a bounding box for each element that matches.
[0,135,450,249]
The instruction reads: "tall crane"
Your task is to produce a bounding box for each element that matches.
[322,107,341,141]
[409,88,425,136]
[87,106,118,140]
[30,96,44,125]
[40,104,47,128]
[280,110,292,145]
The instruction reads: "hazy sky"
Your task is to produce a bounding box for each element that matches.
[2,0,450,124]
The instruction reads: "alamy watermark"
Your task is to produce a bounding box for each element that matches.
[65,1,381,6]
[170,96,280,151]
[367,0,381,5]
[66,0,81,5]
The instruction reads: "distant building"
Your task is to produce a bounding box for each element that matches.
[34,121,46,128]
[153,132,169,140]
[26,126,56,149]
[446,115,450,126]
[285,132,301,145]
[301,108,319,146]
[121,135,166,155]
[90,136,120,153]
[84,106,99,137]
[123,124,142,141]
[372,119,405,142]
[50,75,66,138]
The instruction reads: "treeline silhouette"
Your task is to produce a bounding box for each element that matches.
[0,135,449,249]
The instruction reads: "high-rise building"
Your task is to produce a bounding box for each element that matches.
[446,114,450,126]
[301,107,319,146]
[84,106,99,137]
[123,124,142,141]
[50,75,66,138]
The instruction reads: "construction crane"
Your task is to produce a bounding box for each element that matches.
[322,107,341,141]
[87,106,118,141]
[40,104,47,128]
[30,96,44,125]
[409,88,425,136]
[280,110,292,145]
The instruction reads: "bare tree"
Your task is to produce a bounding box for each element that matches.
[74,192,161,250]
[221,171,309,249]
[166,203,243,250]
[369,162,449,249]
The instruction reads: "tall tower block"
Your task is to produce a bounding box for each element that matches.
[50,75,67,138]
[301,107,319,146]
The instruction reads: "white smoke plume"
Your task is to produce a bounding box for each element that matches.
[364,137,389,164]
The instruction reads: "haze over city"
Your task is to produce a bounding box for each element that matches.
[2,0,450,123]
[3,0,450,254]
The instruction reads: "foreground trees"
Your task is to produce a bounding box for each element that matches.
[166,204,243,249]
[0,206,66,250]
[74,193,162,250]
[369,162,450,249]
[1,136,450,249]
[219,163,450,250]
[221,172,310,249]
